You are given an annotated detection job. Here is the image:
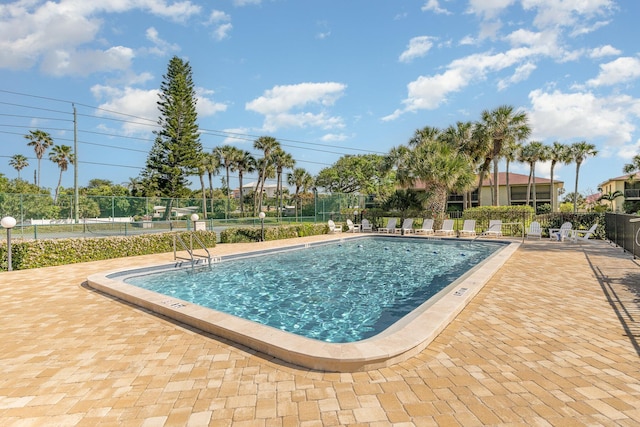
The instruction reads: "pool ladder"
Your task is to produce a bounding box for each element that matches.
[173,232,212,270]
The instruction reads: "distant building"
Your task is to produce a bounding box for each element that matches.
[412,172,564,211]
[597,173,639,212]
[232,181,278,199]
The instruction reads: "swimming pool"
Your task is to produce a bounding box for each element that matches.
[124,237,502,343]
[88,235,519,371]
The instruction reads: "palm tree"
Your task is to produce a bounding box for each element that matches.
[253,136,281,214]
[569,141,598,213]
[24,129,53,188]
[253,157,276,215]
[213,145,241,219]
[204,152,221,217]
[387,126,475,228]
[287,167,313,219]
[195,152,209,219]
[9,154,29,179]
[477,105,531,206]
[271,147,295,220]
[597,188,623,211]
[548,141,571,212]
[231,150,256,216]
[49,144,74,204]
[623,154,640,180]
[442,121,478,209]
[502,137,523,206]
[518,141,548,210]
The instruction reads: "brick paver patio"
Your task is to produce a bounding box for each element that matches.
[1,236,639,426]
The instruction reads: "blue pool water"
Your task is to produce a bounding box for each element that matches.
[124,237,503,343]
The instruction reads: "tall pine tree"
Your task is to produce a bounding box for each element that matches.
[142,56,203,219]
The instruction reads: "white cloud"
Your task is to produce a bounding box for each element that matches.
[617,140,640,160]
[497,62,537,90]
[91,84,226,135]
[589,45,621,58]
[467,0,515,20]
[528,89,640,148]
[586,56,640,87]
[41,46,135,77]
[321,133,348,142]
[145,27,180,56]
[421,0,451,15]
[213,23,233,41]
[195,88,228,116]
[399,36,435,63]
[208,9,232,41]
[385,48,533,119]
[233,0,261,6]
[521,0,615,30]
[0,0,200,76]
[91,86,160,135]
[245,82,346,132]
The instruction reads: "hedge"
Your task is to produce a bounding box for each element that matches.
[219,223,328,243]
[0,231,217,271]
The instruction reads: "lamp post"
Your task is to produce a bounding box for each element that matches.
[259,212,266,242]
[2,216,17,271]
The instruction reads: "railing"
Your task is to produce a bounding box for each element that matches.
[605,212,640,258]
[624,189,640,199]
[173,232,212,269]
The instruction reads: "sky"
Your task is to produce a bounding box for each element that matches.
[1,0,639,199]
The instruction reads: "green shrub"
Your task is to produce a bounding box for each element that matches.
[0,231,216,271]
[219,223,328,244]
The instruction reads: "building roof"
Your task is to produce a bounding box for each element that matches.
[481,172,560,186]
[412,172,562,190]
[600,172,638,184]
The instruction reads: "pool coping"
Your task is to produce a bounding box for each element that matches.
[87,235,520,372]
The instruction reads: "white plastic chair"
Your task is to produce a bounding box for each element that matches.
[378,218,397,234]
[328,220,342,233]
[435,219,455,236]
[570,223,597,243]
[526,221,542,239]
[361,219,373,232]
[549,222,572,241]
[415,218,434,235]
[459,219,477,237]
[400,218,414,234]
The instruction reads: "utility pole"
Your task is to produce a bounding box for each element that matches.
[73,104,79,223]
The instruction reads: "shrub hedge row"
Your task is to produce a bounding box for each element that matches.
[0,231,217,271]
[219,223,328,243]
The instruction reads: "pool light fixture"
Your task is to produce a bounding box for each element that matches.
[259,212,266,241]
[1,216,16,271]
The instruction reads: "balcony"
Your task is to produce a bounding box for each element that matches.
[625,189,640,199]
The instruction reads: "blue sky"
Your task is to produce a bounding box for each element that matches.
[1,0,639,198]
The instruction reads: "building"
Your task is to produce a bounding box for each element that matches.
[412,172,564,211]
[597,173,639,212]
[232,181,278,199]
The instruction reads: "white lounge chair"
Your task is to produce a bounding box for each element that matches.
[459,219,476,237]
[328,220,342,233]
[483,220,503,237]
[346,219,359,233]
[435,219,455,236]
[361,219,373,232]
[400,218,414,234]
[526,221,542,239]
[378,218,397,234]
[549,222,572,241]
[415,218,434,235]
[570,223,597,243]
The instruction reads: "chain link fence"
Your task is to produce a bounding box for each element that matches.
[0,192,369,240]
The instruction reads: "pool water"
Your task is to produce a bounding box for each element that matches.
[124,237,503,343]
